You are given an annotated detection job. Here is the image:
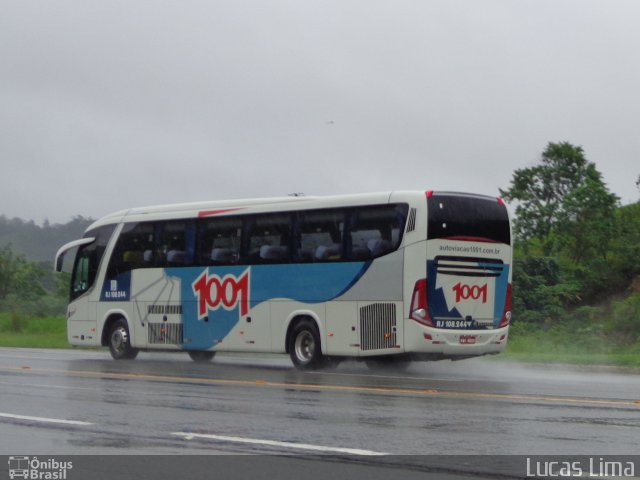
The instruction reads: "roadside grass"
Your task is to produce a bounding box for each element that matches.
[502,350,640,367]
[0,313,68,348]
[503,322,640,367]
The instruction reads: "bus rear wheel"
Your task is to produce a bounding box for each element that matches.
[108,319,139,360]
[288,319,323,370]
[188,351,216,362]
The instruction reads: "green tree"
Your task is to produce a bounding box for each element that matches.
[0,244,18,299]
[12,259,47,301]
[611,203,640,280]
[512,255,583,324]
[0,244,47,303]
[556,168,619,261]
[500,142,617,256]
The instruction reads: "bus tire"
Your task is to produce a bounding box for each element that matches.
[108,318,139,360]
[288,318,323,370]
[188,351,216,362]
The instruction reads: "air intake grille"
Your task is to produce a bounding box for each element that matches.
[406,208,417,232]
[148,304,183,315]
[360,303,397,351]
[148,323,183,345]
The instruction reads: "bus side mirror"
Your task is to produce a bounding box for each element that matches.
[54,237,96,272]
[55,253,65,273]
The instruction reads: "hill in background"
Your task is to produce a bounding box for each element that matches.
[0,215,94,263]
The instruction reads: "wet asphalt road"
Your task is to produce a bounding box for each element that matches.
[0,347,639,478]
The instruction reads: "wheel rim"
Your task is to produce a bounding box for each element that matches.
[111,327,128,354]
[294,330,315,363]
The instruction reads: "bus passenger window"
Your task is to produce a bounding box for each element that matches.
[162,221,189,266]
[107,222,156,276]
[246,214,291,264]
[348,204,408,260]
[197,217,242,265]
[298,209,345,262]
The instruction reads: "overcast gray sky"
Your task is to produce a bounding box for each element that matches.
[1,0,639,224]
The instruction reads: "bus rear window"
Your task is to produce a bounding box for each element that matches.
[427,194,510,244]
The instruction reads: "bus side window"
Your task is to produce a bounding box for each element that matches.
[197,217,242,266]
[107,222,155,276]
[348,205,408,260]
[161,221,191,267]
[298,209,345,262]
[246,214,292,264]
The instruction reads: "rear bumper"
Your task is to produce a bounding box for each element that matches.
[405,322,509,356]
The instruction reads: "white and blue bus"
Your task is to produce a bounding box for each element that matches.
[55,191,512,369]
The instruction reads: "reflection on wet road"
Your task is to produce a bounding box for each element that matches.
[0,347,638,461]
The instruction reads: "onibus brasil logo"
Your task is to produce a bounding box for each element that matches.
[8,457,73,480]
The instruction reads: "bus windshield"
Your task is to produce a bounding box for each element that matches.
[427,193,510,244]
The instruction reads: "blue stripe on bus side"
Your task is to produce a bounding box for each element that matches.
[167,262,370,350]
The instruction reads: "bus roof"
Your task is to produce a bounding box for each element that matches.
[85,191,417,231]
[84,190,500,232]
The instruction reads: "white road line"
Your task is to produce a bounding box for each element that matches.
[172,432,387,456]
[0,412,94,426]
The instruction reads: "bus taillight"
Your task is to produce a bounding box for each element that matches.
[498,283,512,328]
[410,279,432,326]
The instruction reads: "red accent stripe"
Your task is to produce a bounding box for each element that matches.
[198,208,243,218]
[438,236,499,244]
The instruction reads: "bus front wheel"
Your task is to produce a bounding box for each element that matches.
[108,319,139,360]
[288,319,323,370]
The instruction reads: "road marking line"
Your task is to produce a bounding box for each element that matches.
[0,380,99,392]
[2,365,638,408]
[172,432,387,456]
[0,412,93,426]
